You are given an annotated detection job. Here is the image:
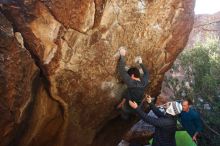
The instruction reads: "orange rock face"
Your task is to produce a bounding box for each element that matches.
[0,12,38,146]
[0,0,195,145]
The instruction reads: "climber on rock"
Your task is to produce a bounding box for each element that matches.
[129,96,182,146]
[116,46,149,119]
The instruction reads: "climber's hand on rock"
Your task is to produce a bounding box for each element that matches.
[145,95,152,104]
[135,56,142,64]
[129,100,138,109]
[119,46,127,56]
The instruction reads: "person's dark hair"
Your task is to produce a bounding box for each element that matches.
[127,67,140,78]
[184,98,193,105]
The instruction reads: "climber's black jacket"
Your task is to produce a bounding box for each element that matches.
[118,56,149,105]
[135,103,177,146]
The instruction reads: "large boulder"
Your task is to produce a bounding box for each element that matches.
[0,0,195,145]
[0,12,38,146]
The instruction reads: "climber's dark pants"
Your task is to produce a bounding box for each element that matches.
[119,103,136,120]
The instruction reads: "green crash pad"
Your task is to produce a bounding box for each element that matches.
[176,131,197,146]
[150,131,197,146]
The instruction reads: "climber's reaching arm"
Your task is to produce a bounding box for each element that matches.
[135,106,173,127]
[129,100,173,127]
[135,56,149,86]
[118,56,134,87]
[140,63,149,85]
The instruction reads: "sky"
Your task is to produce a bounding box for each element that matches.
[195,0,220,14]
